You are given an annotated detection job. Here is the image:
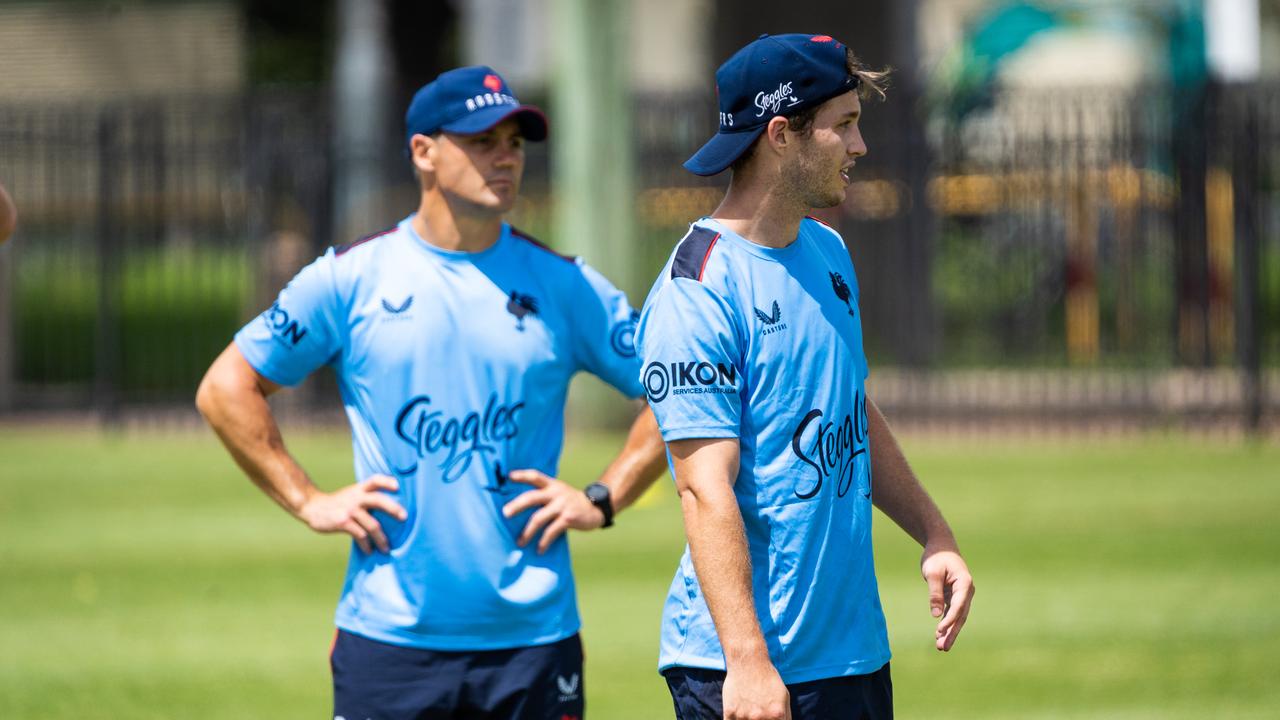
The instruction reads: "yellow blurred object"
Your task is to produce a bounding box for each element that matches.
[1206,168,1235,362]
[0,183,15,245]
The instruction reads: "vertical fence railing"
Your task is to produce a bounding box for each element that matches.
[1229,87,1263,433]
[0,92,333,416]
[0,84,1276,430]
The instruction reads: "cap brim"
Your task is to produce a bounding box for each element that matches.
[683,126,767,176]
[440,105,548,141]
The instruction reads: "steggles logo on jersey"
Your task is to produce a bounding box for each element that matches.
[755,80,801,117]
[609,311,639,357]
[264,302,307,347]
[506,291,539,331]
[791,391,869,500]
[393,392,524,482]
[829,272,856,317]
[753,300,787,336]
[643,360,738,403]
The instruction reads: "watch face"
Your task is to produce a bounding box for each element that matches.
[586,484,609,502]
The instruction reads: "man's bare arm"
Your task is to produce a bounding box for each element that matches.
[503,405,668,553]
[0,183,16,244]
[670,437,789,720]
[195,343,406,552]
[867,397,975,651]
[595,404,669,511]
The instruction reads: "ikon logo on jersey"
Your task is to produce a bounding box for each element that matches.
[264,302,307,347]
[609,311,639,357]
[643,360,738,403]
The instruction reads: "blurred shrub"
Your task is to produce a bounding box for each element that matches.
[16,244,252,400]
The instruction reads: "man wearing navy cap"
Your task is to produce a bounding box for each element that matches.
[636,35,975,719]
[197,66,667,719]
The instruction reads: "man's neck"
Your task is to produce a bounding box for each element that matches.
[709,176,808,249]
[411,192,504,253]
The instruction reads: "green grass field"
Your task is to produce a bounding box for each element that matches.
[1,427,1277,719]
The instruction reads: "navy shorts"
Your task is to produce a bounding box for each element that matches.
[331,629,585,720]
[663,663,892,720]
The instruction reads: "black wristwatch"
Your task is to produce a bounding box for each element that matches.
[584,482,614,528]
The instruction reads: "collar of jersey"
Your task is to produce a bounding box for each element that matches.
[697,217,803,262]
[400,215,510,262]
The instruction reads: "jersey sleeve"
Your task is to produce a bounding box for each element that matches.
[233,250,343,387]
[568,259,644,398]
[636,277,744,442]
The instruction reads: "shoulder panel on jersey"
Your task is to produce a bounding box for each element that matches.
[334,226,396,257]
[670,226,721,282]
[510,226,578,264]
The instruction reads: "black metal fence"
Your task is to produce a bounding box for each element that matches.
[0,93,331,418]
[897,83,1279,430]
[1,83,1276,431]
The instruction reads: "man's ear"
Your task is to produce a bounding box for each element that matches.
[762,116,792,157]
[410,133,437,175]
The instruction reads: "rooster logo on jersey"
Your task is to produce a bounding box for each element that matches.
[506,291,539,331]
[829,272,855,318]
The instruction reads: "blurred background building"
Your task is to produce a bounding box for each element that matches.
[0,0,1277,433]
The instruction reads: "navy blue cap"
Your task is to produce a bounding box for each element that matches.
[404,66,548,147]
[685,33,859,176]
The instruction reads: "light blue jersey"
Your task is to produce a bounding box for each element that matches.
[235,216,642,651]
[636,217,890,684]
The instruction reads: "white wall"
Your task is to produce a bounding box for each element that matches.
[459,0,711,91]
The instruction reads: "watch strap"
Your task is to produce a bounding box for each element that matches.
[585,482,614,528]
